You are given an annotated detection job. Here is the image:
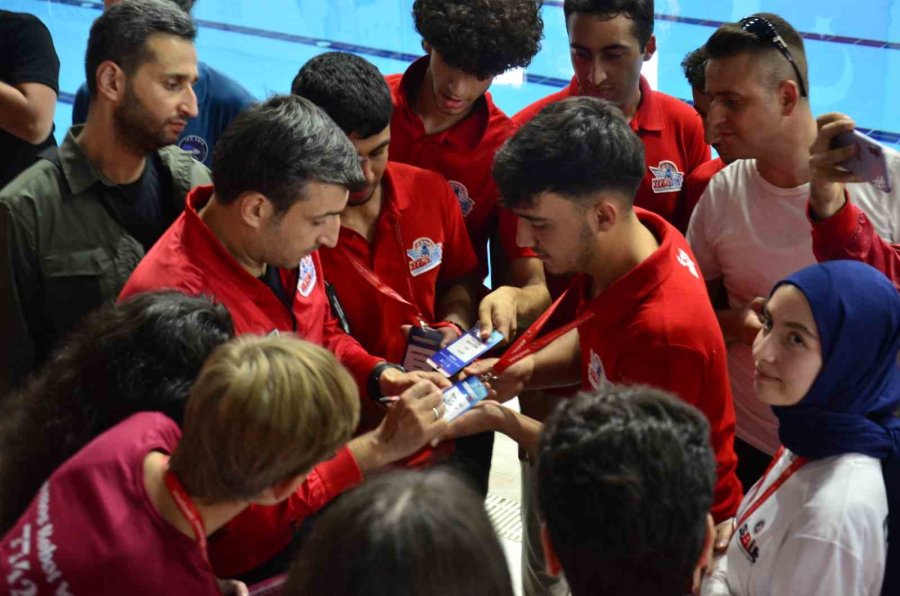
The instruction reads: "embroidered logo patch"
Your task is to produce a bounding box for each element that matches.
[737,523,760,564]
[676,248,700,279]
[449,180,476,217]
[754,519,766,534]
[177,135,209,163]
[587,350,611,390]
[649,160,685,194]
[406,237,443,277]
[297,255,317,298]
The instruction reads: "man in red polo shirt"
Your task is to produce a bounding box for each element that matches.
[461,99,742,583]
[513,0,709,233]
[291,52,479,368]
[387,0,550,341]
[120,95,443,401]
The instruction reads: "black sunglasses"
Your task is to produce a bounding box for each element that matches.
[739,15,808,97]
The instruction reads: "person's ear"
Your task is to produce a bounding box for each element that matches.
[591,199,618,233]
[96,61,126,103]
[780,79,801,115]
[238,192,273,230]
[540,523,563,577]
[643,34,657,61]
[422,40,432,55]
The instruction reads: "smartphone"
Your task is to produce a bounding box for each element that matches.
[829,130,893,193]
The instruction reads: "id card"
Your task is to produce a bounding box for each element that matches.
[402,326,444,372]
[427,326,505,377]
[442,376,490,421]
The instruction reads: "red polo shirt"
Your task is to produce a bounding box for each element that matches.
[681,157,726,230]
[513,76,710,232]
[319,162,478,363]
[574,208,742,522]
[119,185,383,391]
[386,57,534,278]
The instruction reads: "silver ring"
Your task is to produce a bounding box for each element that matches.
[432,406,441,421]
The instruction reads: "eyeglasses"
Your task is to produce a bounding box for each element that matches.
[739,15,808,97]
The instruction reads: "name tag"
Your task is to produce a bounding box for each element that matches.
[442,376,490,421]
[402,326,444,372]
[427,326,504,377]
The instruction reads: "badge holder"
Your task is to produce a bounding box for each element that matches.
[402,325,445,372]
[426,324,505,377]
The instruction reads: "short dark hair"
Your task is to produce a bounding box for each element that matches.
[564,0,654,49]
[291,52,393,139]
[0,292,233,533]
[212,94,365,214]
[681,45,708,90]
[538,386,716,596]
[86,0,196,97]
[413,0,544,78]
[705,13,808,95]
[493,96,645,209]
[285,470,515,596]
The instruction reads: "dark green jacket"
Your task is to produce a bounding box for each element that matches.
[0,126,210,391]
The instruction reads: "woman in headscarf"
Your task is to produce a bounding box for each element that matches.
[703,260,900,596]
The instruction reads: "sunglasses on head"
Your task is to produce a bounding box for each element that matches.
[739,15,808,97]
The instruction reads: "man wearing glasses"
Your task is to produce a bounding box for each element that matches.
[686,13,900,490]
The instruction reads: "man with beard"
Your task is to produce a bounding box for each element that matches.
[0,0,209,392]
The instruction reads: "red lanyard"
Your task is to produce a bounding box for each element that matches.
[164,467,209,565]
[735,446,808,530]
[491,275,596,376]
[343,221,428,327]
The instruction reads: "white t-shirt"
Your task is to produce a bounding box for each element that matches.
[702,450,888,596]
[687,158,900,454]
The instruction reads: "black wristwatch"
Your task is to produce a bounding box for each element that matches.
[368,362,406,403]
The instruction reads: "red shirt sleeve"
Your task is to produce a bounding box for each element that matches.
[209,446,363,578]
[809,195,900,290]
[618,344,743,522]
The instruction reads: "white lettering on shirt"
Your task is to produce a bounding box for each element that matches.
[6,483,70,595]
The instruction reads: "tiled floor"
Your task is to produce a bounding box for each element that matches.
[486,398,526,595]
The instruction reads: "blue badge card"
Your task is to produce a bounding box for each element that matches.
[427,325,504,377]
[442,376,490,421]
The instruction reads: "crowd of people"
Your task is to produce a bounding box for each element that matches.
[0,0,897,595]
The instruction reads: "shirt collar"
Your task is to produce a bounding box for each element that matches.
[581,208,675,326]
[380,163,411,214]
[631,76,664,133]
[58,125,106,195]
[397,56,491,150]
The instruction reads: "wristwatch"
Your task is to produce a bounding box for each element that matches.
[367,361,406,402]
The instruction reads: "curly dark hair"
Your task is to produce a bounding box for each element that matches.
[413,0,544,78]
[0,292,233,533]
[681,45,708,90]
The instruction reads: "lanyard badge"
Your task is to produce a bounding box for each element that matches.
[426,325,505,377]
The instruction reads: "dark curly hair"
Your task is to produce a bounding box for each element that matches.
[0,292,233,533]
[681,45,708,90]
[413,0,544,78]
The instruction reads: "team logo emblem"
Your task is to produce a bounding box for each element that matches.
[676,248,700,279]
[449,180,476,217]
[587,350,611,390]
[406,237,443,277]
[177,134,209,163]
[649,160,685,194]
[737,523,760,564]
[754,520,766,534]
[297,255,317,297]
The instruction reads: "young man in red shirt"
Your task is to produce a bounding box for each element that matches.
[291,51,479,368]
[386,0,550,340]
[513,0,709,232]
[0,335,447,595]
[120,95,443,401]
[461,97,742,560]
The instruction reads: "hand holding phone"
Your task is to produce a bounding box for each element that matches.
[829,129,893,193]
